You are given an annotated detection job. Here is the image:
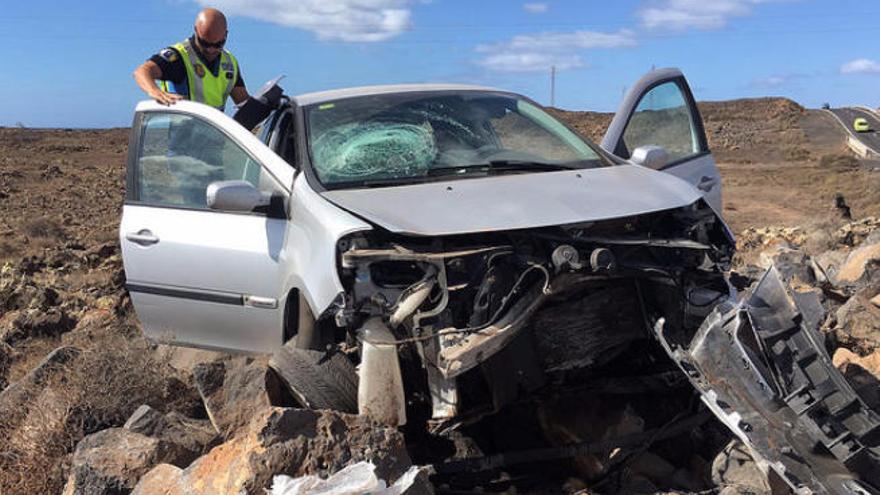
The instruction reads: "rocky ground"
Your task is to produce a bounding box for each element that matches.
[1,98,880,494]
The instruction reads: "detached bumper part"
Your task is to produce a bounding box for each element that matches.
[657,267,880,495]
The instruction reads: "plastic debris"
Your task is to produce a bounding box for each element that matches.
[270,462,427,495]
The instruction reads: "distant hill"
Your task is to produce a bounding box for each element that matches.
[550,97,814,164]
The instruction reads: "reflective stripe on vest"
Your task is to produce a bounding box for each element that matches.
[169,39,239,111]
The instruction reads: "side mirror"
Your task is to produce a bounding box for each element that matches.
[630,145,669,170]
[206,180,270,212]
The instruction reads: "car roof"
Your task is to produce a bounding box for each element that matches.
[292,83,507,106]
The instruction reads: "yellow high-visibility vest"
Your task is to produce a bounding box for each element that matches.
[159,39,239,110]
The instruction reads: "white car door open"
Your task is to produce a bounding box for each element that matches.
[601,68,723,214]
[120,101,294,353]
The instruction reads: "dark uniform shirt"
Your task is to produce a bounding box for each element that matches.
[148,36,245,99]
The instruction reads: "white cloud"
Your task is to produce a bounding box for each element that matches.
[523,3,548,14]
[751,74,790,88]
[476,30,636,72]
[753,76,791,88]
[750,72,811,89]
[639,0,786,30]
[841,59,880,75]
[197,0,413,42]
[480,53,584,73]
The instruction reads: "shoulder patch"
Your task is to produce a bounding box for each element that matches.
[159,48,178,62]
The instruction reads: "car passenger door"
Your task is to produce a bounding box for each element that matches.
[120,101,295,353]
[601,68,722,213]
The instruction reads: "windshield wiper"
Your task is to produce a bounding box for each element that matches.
[427,160,575,176]
[325,161,576,189]
[325,176,435,189]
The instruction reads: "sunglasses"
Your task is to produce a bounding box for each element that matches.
[195,33,226,49]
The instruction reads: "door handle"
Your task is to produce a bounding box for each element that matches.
[126,230,160,246]
[697,176,718,192]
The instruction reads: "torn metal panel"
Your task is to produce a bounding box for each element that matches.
[655,266,880,495]
[435,273,641,379]
[437,283,548,378]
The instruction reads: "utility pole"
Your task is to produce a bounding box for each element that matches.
[550,65,556,108]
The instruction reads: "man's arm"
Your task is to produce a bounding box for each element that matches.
[133,60,184,106]
[230,85,249,105]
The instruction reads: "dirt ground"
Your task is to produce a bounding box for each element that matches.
[0,128,130,383]
[0,127,129,263]
[717,108,880,230]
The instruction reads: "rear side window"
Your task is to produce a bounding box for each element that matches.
[134,113,266,209]
[622,81,703,164]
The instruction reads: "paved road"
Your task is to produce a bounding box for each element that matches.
[829,107,880,154]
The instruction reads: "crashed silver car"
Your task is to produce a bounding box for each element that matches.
[120,69,879,493]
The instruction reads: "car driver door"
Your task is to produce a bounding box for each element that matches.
[601,68,722,214]
[120,101,295,353]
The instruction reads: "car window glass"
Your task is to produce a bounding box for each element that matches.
[136,112,275,209]
[253,119,267,141]
[489,101,595,162]
[305,93,605,187]
[622,81,701,163]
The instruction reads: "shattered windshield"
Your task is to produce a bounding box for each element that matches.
[304,91,605,188]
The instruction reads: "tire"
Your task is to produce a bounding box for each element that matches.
[268,344,359,413]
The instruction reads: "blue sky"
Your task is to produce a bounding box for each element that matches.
[2,0,879,127]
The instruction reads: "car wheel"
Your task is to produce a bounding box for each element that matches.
[268,345,359,413]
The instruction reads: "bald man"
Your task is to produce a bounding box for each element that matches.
[133,8,249,110]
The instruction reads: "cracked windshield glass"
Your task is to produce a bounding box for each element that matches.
[305,92,605,187]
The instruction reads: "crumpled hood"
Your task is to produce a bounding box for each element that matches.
[320,165,703,236]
